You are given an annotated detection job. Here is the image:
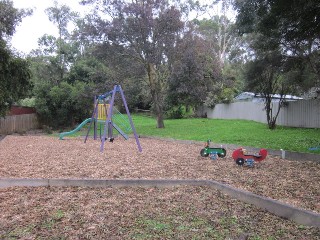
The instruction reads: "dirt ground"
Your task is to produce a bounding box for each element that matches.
[0,135,319,239]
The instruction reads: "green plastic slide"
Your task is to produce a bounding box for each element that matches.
[59,118,92,140]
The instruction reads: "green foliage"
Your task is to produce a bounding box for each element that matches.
[167,31,221,109]
[27,53,63,86]
[0,0,32,39]
[0,1,33,117]
[235,2,314,129]
[168,16,242,111]
[67,57,110,84]
[234,0,320,89]
[0,40,32,117]
[222,63,245,94]
[220,88,235,103]
[203,92,217,109]
[34,80,94,128]
[45,2,78,38]
[121,80,152,112]
[27,1,103,129]
[17,97,36,107]
[165,105,184,119]
[204,86,235,109]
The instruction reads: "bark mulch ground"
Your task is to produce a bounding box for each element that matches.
[0,135,319,239]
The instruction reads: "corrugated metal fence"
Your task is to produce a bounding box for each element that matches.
[203,99,320,128]
[0,114,39,134]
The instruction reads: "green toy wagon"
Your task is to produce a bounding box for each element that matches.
[200,139,227,159]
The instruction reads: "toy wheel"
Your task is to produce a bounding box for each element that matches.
[217,149,227,158]
[200,149,209,157]
[236,158,245,166]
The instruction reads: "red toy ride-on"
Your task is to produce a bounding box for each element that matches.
[232,148,268,167]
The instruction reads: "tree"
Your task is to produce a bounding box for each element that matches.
[0,0,32,117]
[167,29,221,112]
[0,0,31,39]
[88,42,152,111]
[233,0,320,128]
[245,52,292,129]
[45,1,79,81]
[28,1,80,86]
[234,0,320,88]
[191,0,247,107]
[27,2,99,128]
[194,15,238,67]
[80,0,185,128]
[29,37,65,86]
[190,16,242,109]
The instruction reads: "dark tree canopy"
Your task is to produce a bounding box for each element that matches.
[0,40,32,116]
[233,0,320,128]
[0,0,32,117]
[235,0,320,45]
[234,0,320,85]
[0,0,31,39]
[168,30,221,109]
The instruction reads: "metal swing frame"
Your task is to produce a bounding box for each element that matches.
[84,85,142,153]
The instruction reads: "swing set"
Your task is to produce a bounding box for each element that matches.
[84,85,142,152]
[59,85,142,153]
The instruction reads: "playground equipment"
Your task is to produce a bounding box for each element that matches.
[309,146,320,151]
[232,148,268,167]
[59,118,93,140]
[86,85,142,152]
[200,139,227,160]
[60,85,142,153]
[59,117,108,140]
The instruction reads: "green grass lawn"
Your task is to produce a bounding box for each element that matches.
[132,114,320,154]
[57,114,320,154]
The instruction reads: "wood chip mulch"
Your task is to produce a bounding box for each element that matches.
[0,135,319,239]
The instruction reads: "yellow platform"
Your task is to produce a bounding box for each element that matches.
[97,104,110,120]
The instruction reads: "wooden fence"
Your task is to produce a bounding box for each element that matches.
[199,99,320,128]
[0,113,39,134]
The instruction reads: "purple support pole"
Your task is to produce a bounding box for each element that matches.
[100,85,117,152]
[102,98,111,138]
[93,97,97,140]
[99,85,142,153]
[103,100,113,139]
[118,85,142,152]
[84,98,99,143]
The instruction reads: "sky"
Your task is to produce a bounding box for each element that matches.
[11,0,88,54]
[10,0,235,54]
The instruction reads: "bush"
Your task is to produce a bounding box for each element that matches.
[34,81,94,129]
[165,105,184,119]
[17,97,36,107]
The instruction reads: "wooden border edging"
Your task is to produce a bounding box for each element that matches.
[0,178,49,188]
[0,178,319,228]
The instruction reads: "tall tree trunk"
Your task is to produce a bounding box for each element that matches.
[147,63,165,128]
[265,95,283,130]
[58,28,64,82]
